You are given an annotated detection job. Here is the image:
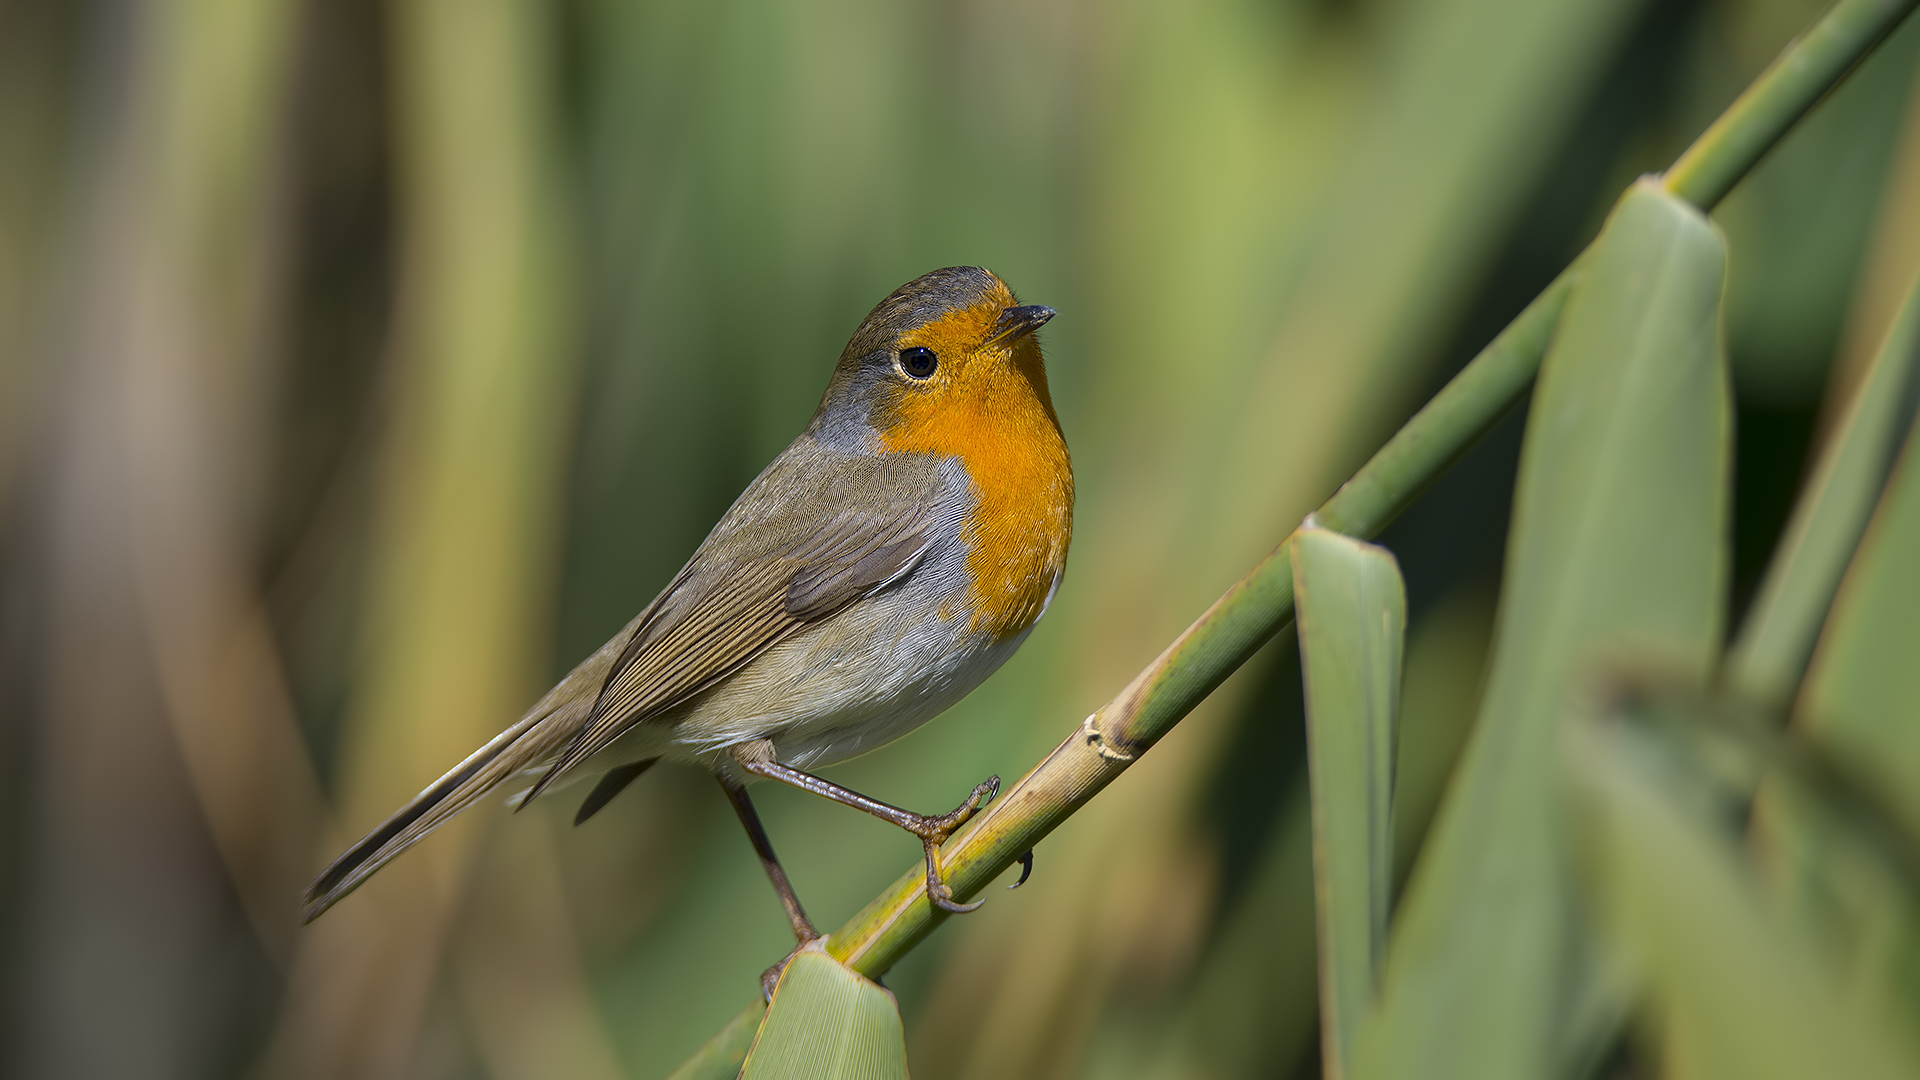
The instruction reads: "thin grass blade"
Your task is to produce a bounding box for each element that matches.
[1796,397,1920,832]
[1729,273,1920,707]
[1292,527,1406,1079]
[1748,326,1920,1001]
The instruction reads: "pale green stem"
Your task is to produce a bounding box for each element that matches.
[1661,0,1920,209]
[676,0,1920,1057]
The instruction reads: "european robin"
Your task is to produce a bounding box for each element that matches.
[305,267,1072,950]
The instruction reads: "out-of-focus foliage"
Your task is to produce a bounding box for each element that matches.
[0,0,1915,1079]
[1567,705,1920,1080]
[1729,274,1920,708]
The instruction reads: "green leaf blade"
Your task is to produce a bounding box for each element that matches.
[740,948,908,1080]
[1749,304,1920,1000]
[1293,527,1407,1080]
[1567,716,1920,1080]
[1729,273,1920,708]
[1358,180,1732,1080]
[1799,403,1920,833]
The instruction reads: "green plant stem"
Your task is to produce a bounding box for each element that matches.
[1311,269,1576,541]
[685,0,1920,1043]
[1660,0,1919,209]
[819,256,1584,984]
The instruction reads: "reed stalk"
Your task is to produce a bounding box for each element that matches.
[678,0,1920,1055]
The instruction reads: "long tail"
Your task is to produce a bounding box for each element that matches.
[302,711,558,922]
[301,616,644,923]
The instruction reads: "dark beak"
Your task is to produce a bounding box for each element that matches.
[987,304,1056,346]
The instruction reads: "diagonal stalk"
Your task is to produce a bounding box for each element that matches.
[677,0,1920,1053]
[1660,0,1920,209]
[827,273,1572,976]
[823,0,1920,981]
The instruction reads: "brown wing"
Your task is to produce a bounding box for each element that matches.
[302,446,950,921]
[522,495,936,801]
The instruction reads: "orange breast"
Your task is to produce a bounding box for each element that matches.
[879,304,1073,642]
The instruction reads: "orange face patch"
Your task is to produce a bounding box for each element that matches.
[877,296,1074,642]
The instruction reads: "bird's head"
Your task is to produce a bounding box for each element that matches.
[811,267,1060,453]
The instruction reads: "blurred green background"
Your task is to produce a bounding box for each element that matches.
[0,0,1914,1077]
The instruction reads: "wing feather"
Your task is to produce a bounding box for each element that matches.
[307,446,955,919]
[521,466,944,802]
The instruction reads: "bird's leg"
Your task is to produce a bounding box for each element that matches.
[717,774,820,998]
[729,741,999,914]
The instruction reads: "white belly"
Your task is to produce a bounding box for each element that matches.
[589,517,1030,772]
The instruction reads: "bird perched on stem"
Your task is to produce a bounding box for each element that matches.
[305,267,1072,970]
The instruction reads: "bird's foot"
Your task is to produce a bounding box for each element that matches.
[908,776,999,914]
[922,852,983,913]
[914,775,1000,845]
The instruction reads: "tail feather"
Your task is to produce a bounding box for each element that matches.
[302,711,557,922]
[573,759,658,826]
[302,607,651,923]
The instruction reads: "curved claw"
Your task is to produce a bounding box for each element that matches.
[1008,849,1034,889]
[921,826,988,915]
[931,890,985,914]
[906,775,1008,915]
[923,775,1004,843]
[974,775,1001,806]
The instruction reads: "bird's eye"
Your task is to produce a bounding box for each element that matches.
[897,347,938,379]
